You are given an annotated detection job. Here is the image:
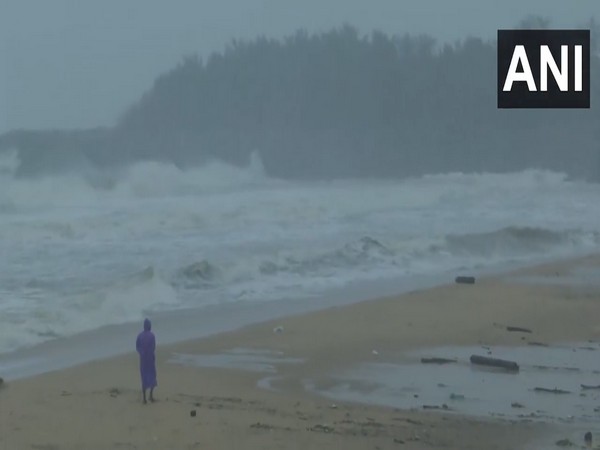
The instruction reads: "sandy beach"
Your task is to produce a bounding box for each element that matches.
[3,254,600,449]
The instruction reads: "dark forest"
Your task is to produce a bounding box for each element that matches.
[1,23,599,180]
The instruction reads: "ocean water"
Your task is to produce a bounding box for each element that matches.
[1,149,600,355]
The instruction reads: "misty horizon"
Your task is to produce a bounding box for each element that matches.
[1,21,598,183]
[1,0,600,133]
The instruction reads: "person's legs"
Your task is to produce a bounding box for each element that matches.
[142,388,147,404]
[149,387,155,402]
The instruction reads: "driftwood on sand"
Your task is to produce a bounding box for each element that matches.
[506,326,532,333]
[420,357,457,364]
[527,341,548,347]
[455,276,475,284]
[533,387,571,394]
[469,355,519,372]
[422,404,450,410]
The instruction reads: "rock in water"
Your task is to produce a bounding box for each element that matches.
[182,260,219,281]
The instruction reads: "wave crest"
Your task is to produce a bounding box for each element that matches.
[443,227,600,257]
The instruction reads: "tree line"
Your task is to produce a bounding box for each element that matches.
[1,22,599,180]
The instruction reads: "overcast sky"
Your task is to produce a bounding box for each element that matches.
[1,0,599,133]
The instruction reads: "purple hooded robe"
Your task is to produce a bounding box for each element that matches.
[136,318,157,390]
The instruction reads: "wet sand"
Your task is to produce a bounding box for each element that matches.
[2,254,600,449]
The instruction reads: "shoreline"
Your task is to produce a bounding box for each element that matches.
[2,254,600,448]
[0,271,449,381]
[1,250,594,382]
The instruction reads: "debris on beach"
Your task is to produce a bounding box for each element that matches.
[518,412,541,419]
[578,346,596,351]
[420,357,457,364]
[308,424,334,433]
[422,404,450,410]
[372,350,379,355]
[273,325,284,334]
[408,433,421,442]
[533,387,571,395]
[528,341,548,347]
[581,384,600,390]
[449,393,465,400]
[250,422,273,430]
[506,326,532,333]
[555,438,575,447]
[492,322,533,334]
[511,402,524,408]
[190,409,197,417]
[534,364,580,372]
[108,387,120,398]
[455,276,475,284]
[469,354,519,372]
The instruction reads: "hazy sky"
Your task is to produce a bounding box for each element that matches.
[1,0,599,133]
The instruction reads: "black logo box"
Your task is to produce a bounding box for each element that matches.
[497,29,590,109]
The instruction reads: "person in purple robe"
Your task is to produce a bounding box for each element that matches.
[136,318,157,403]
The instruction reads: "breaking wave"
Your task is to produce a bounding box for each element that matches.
[441,227,600,258]
[0,149,271,211]
[1,152,600,354]
[171,228,600,296]
[0,266,179,352]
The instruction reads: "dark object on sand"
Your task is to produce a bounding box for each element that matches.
[420,357,457,364]
[506,326,532,333]
[469,355,519,372]
[585,432,592,447]
[309,424,335,433]
[534,387,571,394]
[555,438,575,447]
[455,276,475,284]
[0,377,3,387]
[534,364,579,372]
[109,388,120,398]
[190,410,197,417]
[581,384,600,390]
[422,404,450,410]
